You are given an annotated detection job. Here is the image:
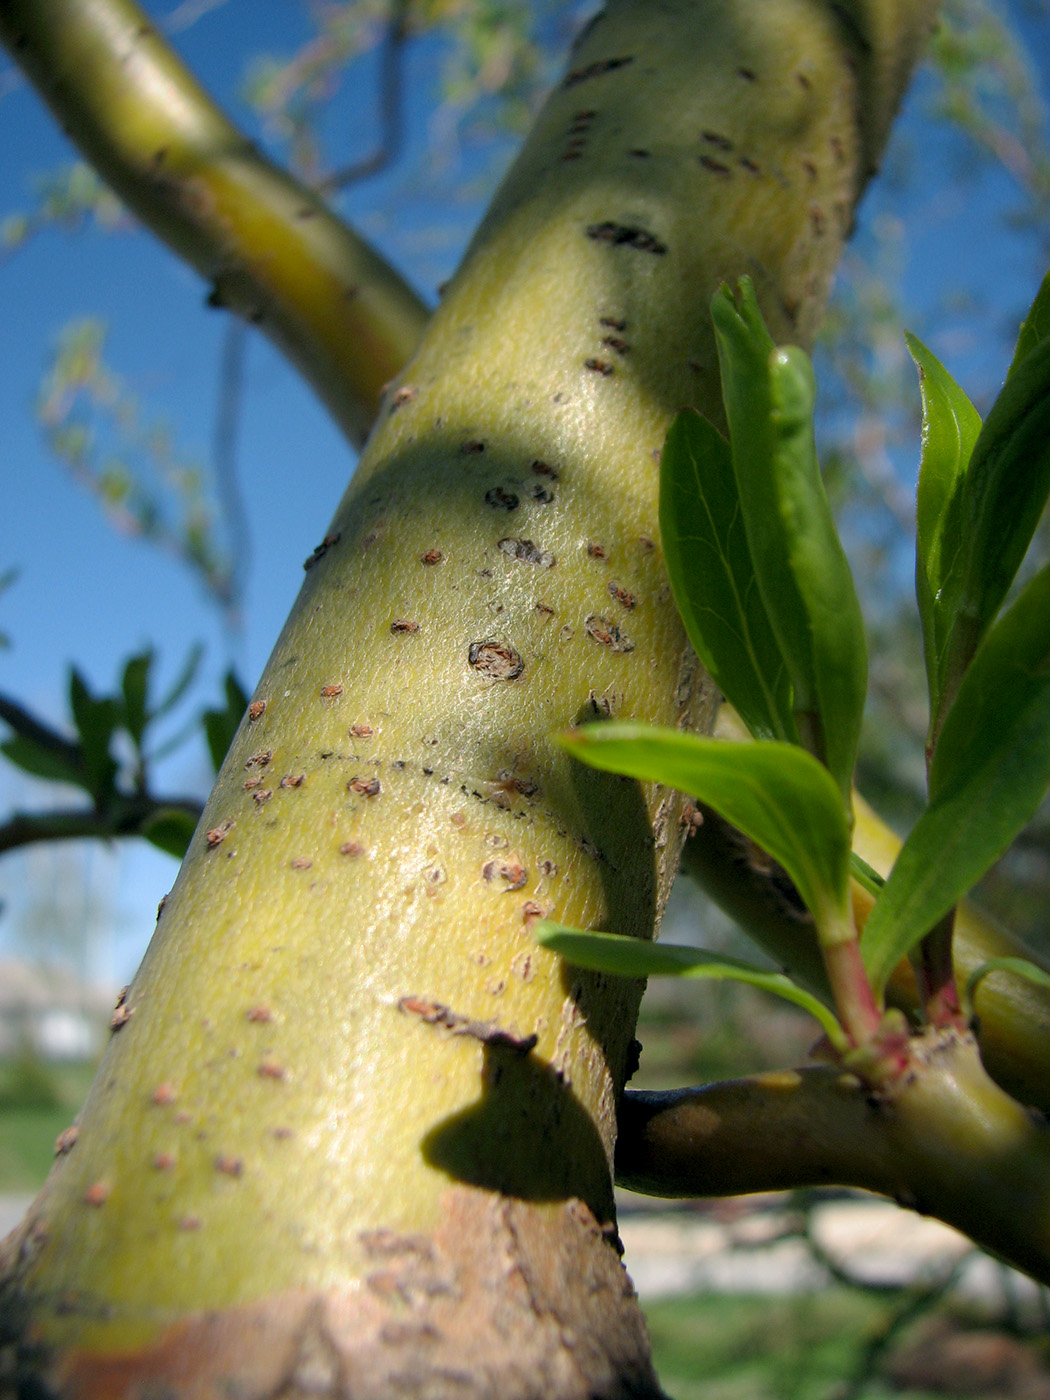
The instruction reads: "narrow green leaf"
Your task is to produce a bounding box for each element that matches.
[711,280,866,803]
[151,642,204,721]
[535,923,847,1050]
[1008,269,1050,377]
[121,650,153,747]
[932,334,1050,736]
[141,806,198,859]
[147,713,206,764]
[659,408,796,743]
[202,712,234,774]
[0,735,83,786]
[861,564,1050,996]
[904,332,981,721]
[203,668,249,772]
[559,722,851,930]
[67,666,119,799]
[850,852,885,898]
[224,671,249,715]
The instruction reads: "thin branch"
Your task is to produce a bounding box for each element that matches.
[0,796,202,855]
[0,693,80,769]
[320,0,411,193]
[616,1031,1050,1286]
[0,0,430,450]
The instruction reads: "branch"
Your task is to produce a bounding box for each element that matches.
[679,712,1050,1113]
[320,0,410,193]
[0,693,81,771]
[617,1030,1050,1285]
[0,0,430,449]
[0,795,202,855]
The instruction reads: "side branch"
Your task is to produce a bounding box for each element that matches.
[617,1031,1050,1286]
[679,713,1050,1112]
[0,798,202,856]
[0,0,429,448]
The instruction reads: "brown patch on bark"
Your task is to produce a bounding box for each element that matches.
[54,1125,79,1156]
[349,777,381,797]
[303,533,341,570]
[498,538,555,567]
[585,222,666,256]
[109,1004,132,1032]
[564,55,635,87]
[481,855,528,891]
[468,641,524,681]
[397,998,537,1055]
[484,486,519,510]
[584,616,634,653]
[15,1189,660,1398]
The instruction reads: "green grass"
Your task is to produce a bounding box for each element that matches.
[0,1058,97,1191]
[646,1289,962,1400]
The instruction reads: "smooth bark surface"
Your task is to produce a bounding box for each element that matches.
[1,1,938,1395]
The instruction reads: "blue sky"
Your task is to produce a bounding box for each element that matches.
[1,0,1048,983]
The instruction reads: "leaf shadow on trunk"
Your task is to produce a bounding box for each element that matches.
[422,760,654,1223]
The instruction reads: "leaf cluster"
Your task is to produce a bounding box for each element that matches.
[540,271,1050,1060]
[0,645,246,860]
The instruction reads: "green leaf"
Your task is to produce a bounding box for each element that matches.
[141,806,198,859]
[0,735,82,786]
[711,280,867,804]
[1008,269,1050,377]
[202,668,249,772]
[904,332,981,722]
[67,667,119,800]
[121,650,153,748]
[224,670,249,715]
[930,334,1050,739]
[850,852,885,898]
[559,722,852,934]
[535,923,848,1051]
[150,642,204,722]
[963,956,1050,1021]
[659,409,796,743]
[861,563,1050,996]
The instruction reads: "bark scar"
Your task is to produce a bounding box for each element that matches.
[398,997,538,1056]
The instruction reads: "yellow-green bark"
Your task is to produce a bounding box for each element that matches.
[0,1,939,1394]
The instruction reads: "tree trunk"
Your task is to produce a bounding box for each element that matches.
[0,1,937,1394]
